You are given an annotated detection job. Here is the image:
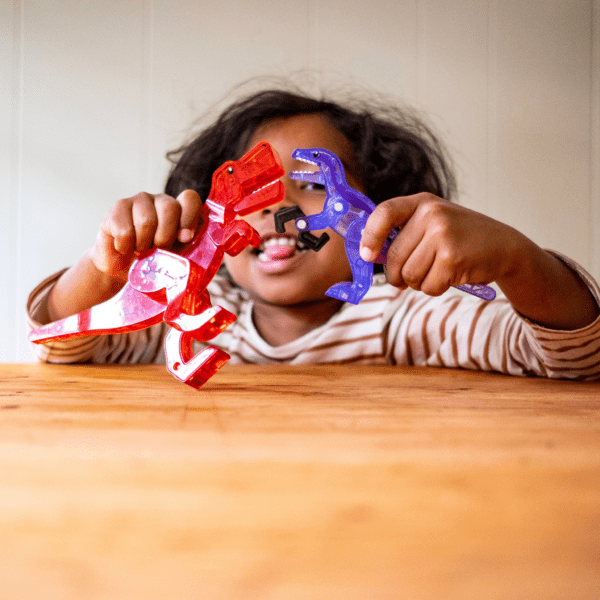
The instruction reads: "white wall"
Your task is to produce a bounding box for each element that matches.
[2,0,599,362]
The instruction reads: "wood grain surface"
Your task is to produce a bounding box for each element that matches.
[1,363,599,600]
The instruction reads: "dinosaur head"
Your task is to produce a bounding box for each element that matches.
[291,147,376,214]
[289,147,346,193]
[206,142,285,222]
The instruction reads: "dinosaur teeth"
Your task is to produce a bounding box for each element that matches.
[296,156,318,166]
[253,178,280,194]
[289,169,318,178]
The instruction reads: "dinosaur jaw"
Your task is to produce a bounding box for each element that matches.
[289,151,322,184]
[236,179,285,216]
[292,148,320,165]
[233,142,285,216]
[289,168,323,185]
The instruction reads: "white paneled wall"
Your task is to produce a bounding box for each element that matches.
[2,0,599,362]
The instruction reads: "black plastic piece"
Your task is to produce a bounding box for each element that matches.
[273,207,331,252]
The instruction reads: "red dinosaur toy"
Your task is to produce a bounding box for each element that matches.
[30,142,285,389]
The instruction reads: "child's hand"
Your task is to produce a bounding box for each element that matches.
[359,192,598,329]
[90,189,204,282]
[41,189,205,324]
[359,193,521,296]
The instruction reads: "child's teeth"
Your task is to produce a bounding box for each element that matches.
[258,236,299,261]
[264,237,295,247]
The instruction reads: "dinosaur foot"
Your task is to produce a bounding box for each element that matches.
[164,329,230,389]
[325,281,368,305]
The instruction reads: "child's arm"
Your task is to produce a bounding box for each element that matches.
[359,193,599,330]
[38,190,204,325]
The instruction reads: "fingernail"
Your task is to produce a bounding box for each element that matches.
[360,246,377,262]
[179,228,194,243]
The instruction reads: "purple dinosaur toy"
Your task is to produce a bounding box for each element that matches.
[275,147,496,304]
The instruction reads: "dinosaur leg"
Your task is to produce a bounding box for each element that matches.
[222,220,261,255]
[163,289,236,389]
[165,289,236,338]
[325,219,373,304]
[168,305,236,338]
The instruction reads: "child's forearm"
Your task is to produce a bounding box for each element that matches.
[497,240,599,330]
[40,249,126,324]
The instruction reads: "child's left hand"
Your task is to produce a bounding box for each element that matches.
[359,193,599,330]
[359,193,523,296]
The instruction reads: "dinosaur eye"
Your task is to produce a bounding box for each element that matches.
[227,166,234,174]
[313,151,319,157]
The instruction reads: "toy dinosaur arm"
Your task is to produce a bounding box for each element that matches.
[208,220,260,256]
[301,210,337,232]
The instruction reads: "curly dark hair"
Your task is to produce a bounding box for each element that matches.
[164,85,456,205]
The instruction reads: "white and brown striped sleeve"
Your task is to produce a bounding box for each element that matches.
[386,254,600,380]
[27,270,167,365]
[514,253,600,380]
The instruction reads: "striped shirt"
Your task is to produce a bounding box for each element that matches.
[27,251,600,381]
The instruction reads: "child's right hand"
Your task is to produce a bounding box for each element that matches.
[89,189,204,282]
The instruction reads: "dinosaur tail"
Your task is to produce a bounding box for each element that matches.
[29,284,166,344]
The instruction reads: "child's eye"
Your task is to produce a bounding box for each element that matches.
[303,182,325,192]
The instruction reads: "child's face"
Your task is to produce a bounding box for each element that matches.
[223,113,361,307]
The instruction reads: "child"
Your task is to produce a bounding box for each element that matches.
[27,87,600,380]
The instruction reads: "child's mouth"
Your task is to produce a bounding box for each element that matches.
[254,234,309,273]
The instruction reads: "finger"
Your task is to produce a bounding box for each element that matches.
[383,213,428,288]
[153,194,182,248]
[393,238,436,291]
[359,195,423,262]
[91,228,134,280]
[104,198,136,256]
[130,193,159,252]
[176,189,204,243]
[419,255,454,296]
[93,227,124,271]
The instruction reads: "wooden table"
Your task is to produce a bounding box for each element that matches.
[1,363,598,599]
